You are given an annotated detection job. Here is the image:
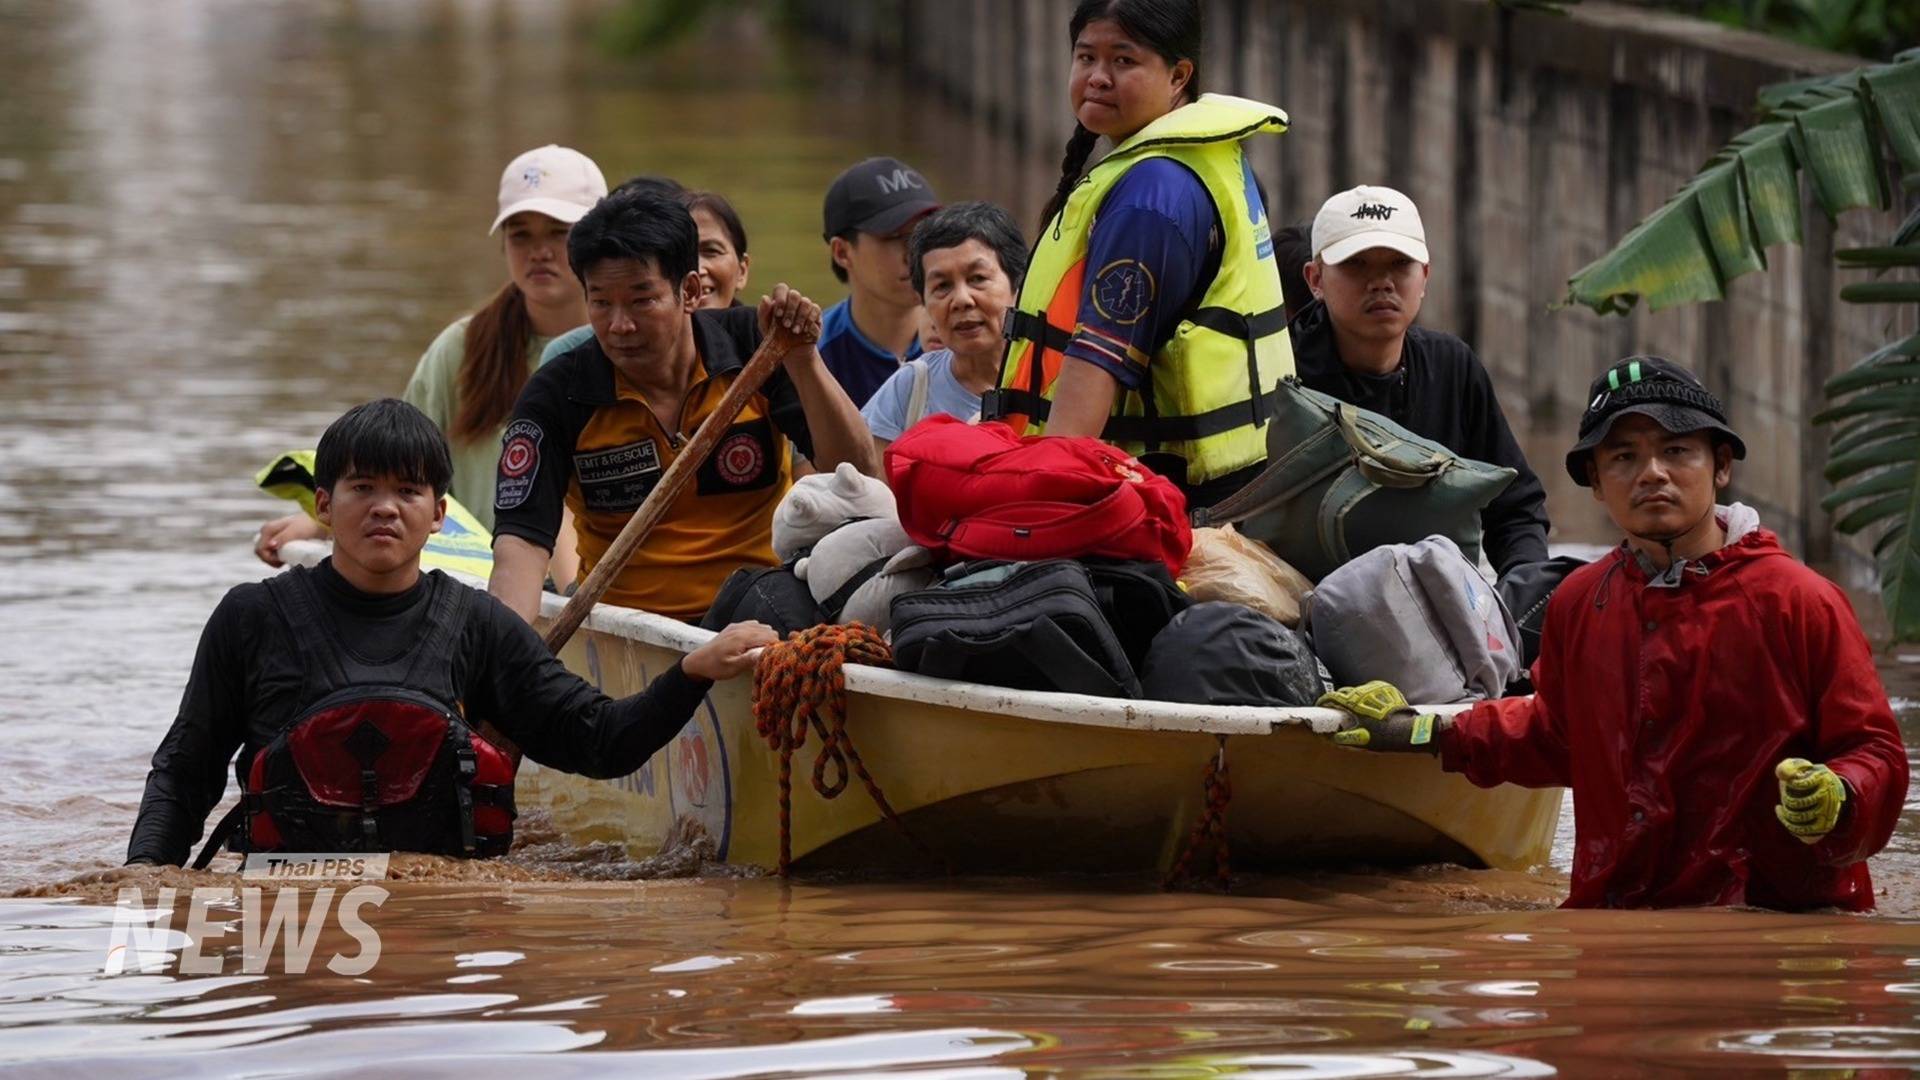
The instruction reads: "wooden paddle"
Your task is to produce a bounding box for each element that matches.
[541,320,810,654]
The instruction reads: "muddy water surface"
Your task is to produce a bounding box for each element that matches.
[4,1,1920,1075]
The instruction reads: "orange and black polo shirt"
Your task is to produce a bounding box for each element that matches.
[492,306,814,620]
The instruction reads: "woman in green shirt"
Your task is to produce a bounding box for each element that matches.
[256,145,606,575]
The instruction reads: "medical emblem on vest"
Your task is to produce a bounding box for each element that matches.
[575,438,663,514]
[495,419,544,510]
[1350,203,1397,221]
[1091,259,1156,326]
[698,418,779,495]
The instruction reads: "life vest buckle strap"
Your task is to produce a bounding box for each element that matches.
[1100,387,1282,444]
[1004,308,1072,355]
[454,745,479,856]
[471,783,517,815]
[981,387,1053,424]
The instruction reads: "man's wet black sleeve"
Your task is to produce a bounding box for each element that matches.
[1462,362,1552,576]
[467,592,714,778]
[490,363,574,555]
[127,591,252,865]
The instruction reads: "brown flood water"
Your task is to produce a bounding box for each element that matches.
[3,1,1919,1075]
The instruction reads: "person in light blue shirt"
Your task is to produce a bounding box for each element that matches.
[541,323,595,366]
[861,202,1027,455]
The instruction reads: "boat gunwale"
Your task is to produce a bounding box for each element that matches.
[280,539,1482,738]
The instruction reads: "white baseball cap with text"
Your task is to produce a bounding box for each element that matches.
[490,145,608,234]
[1311,185,1429,265]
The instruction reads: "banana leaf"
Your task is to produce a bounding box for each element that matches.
[1826,435,1920,483]
[1879,474,1920,641]
[1565,53,1918,314]
[1828,417,1920,459]
[1862,60,1920,174]
[1839,281,1920,304]
[1832,492,1906,535]
[1834,246,1920,267]
[1814,386,1920,425]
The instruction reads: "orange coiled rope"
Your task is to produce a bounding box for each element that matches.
[1162,735,1231,890]
[751,623,930,875]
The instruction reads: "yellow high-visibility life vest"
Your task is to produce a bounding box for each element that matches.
[257,450,495,579]
[986,93,1295,489]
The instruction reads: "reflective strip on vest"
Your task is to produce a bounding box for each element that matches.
[988,93,1297,487]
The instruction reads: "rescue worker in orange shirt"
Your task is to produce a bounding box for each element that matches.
[487,188,877,623]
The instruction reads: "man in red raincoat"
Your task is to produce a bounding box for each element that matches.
[1319,356,1909,910]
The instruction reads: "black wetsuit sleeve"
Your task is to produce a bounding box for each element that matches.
[466,594,714,778]
[127,590,252,865]
[1459,358,1551,576]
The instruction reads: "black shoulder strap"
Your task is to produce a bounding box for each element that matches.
[819,554,892,623]
[398,572,472,703]
[192,804,246,870]
[264,568,351,693]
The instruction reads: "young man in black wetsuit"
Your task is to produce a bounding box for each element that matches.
[127,399,774,866]
[1294,185,1550,579]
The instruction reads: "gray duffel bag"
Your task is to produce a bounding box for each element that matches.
[1305,535,1521,704]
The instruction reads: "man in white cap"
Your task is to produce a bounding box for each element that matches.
[1293,185,1549,578]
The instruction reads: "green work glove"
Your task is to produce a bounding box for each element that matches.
[1775,758,1847,843]
[1318,681,1444,754]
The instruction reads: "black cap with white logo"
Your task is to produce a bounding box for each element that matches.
[822,156,941,239]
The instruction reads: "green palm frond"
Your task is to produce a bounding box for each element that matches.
[1563,49,1920,314]
[1817,205,1920,639]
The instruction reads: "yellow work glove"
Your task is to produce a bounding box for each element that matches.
[1774,758,1847,844]
[1318,681,1443,754]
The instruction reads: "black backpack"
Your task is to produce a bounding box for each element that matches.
[889,560,1139,698]
[1078,558,1192,670]
[702,564,822,636]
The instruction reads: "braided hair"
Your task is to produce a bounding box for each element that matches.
[1038,0,1203,234]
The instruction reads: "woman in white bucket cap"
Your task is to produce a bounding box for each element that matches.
[256,145,607,572]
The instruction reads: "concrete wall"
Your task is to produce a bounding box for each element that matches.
[799,0,1916,581]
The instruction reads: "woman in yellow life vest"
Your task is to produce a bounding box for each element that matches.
[984,0,1295,508]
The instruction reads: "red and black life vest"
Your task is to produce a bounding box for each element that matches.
[193,570,516,867]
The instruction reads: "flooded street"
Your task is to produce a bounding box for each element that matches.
[10,875,1920,1075]
[3,0,1920,1074]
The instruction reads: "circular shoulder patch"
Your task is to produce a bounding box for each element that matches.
[715,431,767,486]
[1091,259,1156,326]
[500,433,538,478]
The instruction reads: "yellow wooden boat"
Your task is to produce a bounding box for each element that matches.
[515,589,1563,875]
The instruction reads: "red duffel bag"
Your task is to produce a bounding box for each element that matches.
[884,416,1192,577]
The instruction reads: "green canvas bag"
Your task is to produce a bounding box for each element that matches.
[1193,378,1516,581]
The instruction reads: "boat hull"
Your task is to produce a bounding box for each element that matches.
[521,617,1563,875]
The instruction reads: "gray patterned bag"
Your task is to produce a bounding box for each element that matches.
[1305,535,1521,703]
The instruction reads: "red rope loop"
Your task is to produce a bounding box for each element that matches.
[1163,735,1232,891]
[751,623,931,874]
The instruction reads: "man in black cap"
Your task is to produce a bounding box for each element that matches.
[818,156,942,406]
[1316,355,1908,911]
